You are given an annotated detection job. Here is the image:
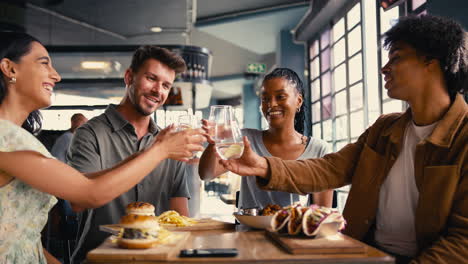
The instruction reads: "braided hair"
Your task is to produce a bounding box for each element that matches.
[262,68,305,134]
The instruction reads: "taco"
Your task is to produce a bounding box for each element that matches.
[287,206,309,235]
[270,207,292,233]
[302,206,346,237]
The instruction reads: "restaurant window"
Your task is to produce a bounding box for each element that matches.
[308,1,365,152]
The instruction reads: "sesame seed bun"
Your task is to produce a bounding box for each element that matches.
[125,202,155,216]
[119,214,160,230]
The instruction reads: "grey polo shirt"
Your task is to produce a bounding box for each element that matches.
[68,104,189,263]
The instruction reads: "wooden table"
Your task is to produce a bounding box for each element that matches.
[86,228,394,264]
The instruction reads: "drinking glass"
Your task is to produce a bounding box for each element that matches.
[177,114,201,158]
[209,105,244,160]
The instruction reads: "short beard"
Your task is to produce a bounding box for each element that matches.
[128,83,155,116]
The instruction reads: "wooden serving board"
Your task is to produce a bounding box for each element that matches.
[266,231,367,254]
[87,232,190,262]
[162,218,235,231]
[100,218,234,235]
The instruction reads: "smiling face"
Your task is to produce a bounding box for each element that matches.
[381,41,430,102]
[260,77,303,129]
[9,41,61,109]
[124,58,175,116]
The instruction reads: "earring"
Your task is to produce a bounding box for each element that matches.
[9,77,16,84]
[296,108,300,113]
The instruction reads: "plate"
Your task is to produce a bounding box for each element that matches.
[233,213,273,229]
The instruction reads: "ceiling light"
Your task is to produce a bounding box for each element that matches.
[81,61,110,69]
[150,26,162,33]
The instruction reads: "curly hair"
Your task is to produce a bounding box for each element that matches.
[130,45,186,75]
[0,31,42,134]
[383,14,468,100]
[262,68,306,134]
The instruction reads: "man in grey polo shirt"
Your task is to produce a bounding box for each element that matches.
[68,46,190,263]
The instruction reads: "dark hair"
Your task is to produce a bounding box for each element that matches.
[0,31,42,134]
[383,15,468,100]
[263,67,306,134]
[130,45,187,75]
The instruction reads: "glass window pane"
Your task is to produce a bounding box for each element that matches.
[383,100,403,114]
[347,2,361,30]
[310,58,320,78]
[322,96,333,120]
[348,25,362,56]
[312,102,321,122]
[349,53,362,84]
[336,140,348,151]
[412,0,426,10]
[332,39,346,66]
[321,29,330,49]
[333,64,347,91]
[335,90,347,116]
[322,72,331,96]
[323,119,332,141]
[311,79,321,102]
[336,115,348,140]
[333,18,345,42]
[313,123,322,139]
[309,40,319,58]
[350,110,364,138]
[380,6,399,33]
[349,82,363,111]
[321,48,330,73]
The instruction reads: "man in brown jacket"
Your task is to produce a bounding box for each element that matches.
[221,15,467,264]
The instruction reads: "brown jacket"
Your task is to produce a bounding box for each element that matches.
[260,95,467,263]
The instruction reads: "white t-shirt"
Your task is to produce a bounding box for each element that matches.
[375,121,437,257]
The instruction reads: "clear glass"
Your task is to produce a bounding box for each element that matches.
[309,40,319,59]
[333,63,347,91]
[348,25,362,56]
[382,100,403,114]
[349,82,363,111]
[321,48,331,73]
[333,18,345,42]
[336,115,348,140]
[312,102,321,122]
[350,110,364,138]
[177,114,202,158]
[323,119,333,141]
[210,105,244,160]
[312,123,322,139]
[332,39,346,66]
[310,58,320,78]
[322,95,333,120]
[347,2,361,30]
[311,79,321,102]
[349,53,363,84]
[335,90,347,116]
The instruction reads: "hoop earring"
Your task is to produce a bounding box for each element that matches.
[296,108,300,113]
[9,77,16,84]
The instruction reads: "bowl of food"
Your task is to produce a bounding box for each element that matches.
[233,204,281,229]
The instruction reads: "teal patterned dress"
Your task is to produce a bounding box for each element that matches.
[0,120,58,263]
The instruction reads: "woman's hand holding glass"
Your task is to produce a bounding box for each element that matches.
[152,124,206,162]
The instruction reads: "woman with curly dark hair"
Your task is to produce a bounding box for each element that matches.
[221,15,467,264]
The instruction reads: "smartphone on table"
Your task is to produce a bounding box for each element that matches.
[179,248,238,257]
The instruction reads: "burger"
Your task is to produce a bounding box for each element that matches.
[125,202,155,216]
[117,214,161,249]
